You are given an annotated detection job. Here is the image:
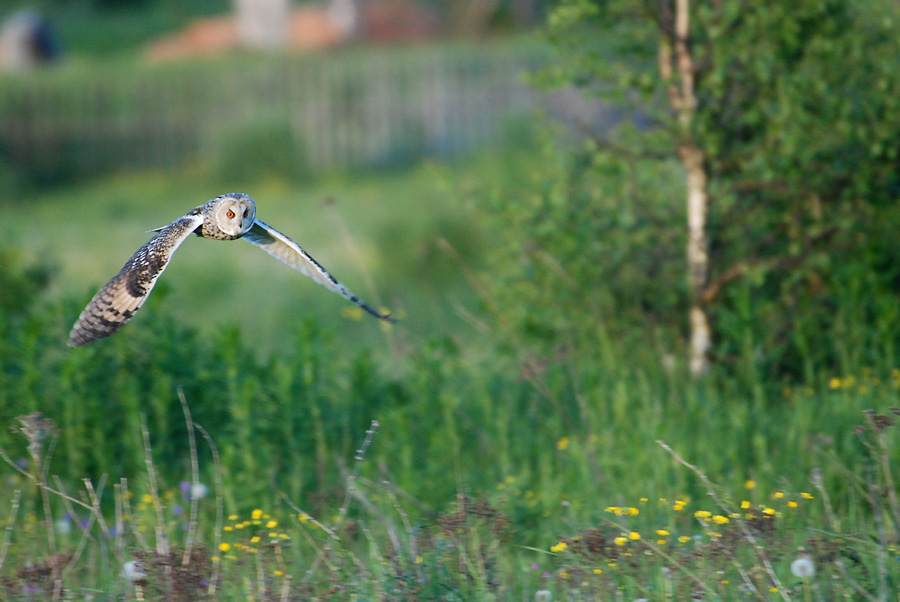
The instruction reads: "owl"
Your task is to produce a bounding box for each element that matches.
[68,193,393,347]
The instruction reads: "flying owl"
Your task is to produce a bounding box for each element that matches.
[68,193,392,347]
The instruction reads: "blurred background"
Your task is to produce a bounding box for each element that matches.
[0,0,599,350]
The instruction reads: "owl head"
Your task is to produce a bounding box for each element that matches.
[211,193,257,238]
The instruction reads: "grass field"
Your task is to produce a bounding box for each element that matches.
[2,145,899,599]
[2,4,899,597]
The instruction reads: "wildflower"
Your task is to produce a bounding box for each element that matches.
[54,517,72,536]
[228,514,239,521]
[123,560,147,581]
[219,543,231,552]
[829,377,841,389]
[791,554,815,578]
[773,491,784,499]
[656,529,670,536]
[298,512,310,522]
[415,555,423,564]
[613,536,627,546]
[141,494,153,505]
[557,437,570,451]
[266,520,278,529]
[762,507,776,516]
[678,536,691,543]
[694,510,712,519]
[593,568,602,575]
[740,500,750,509]
[251,509,263,520]
[190,482,209,500]
[628,531,640,540]
[712,515,729,524]
[223,526,232,532]
[273,570,283,576]
[550,542,567,553]
[745,480,756,489]
[801,492,814,499]
[788,501,798,508]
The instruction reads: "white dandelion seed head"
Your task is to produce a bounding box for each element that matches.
[190,482,209,500]
[790,554,815,578]
[122,560,147,581]
[54,518,71,536]
[535,590,552,602]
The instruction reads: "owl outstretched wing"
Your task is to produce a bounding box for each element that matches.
[68,213,204,347]
[243,220,393,322]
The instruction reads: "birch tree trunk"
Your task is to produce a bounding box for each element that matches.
[660,0,711,376]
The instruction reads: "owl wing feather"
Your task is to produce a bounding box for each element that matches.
[67,213,204,347]
[243,220,393,322]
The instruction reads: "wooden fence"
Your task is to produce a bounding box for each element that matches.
[0,40,601,183]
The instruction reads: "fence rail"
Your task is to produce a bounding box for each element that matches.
[0,40,600,183]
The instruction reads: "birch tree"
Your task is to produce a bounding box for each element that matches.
[483,0,900,376]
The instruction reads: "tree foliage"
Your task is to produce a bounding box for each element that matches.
[479,0,900,377]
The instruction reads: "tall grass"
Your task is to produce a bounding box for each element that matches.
[2,148,899,599]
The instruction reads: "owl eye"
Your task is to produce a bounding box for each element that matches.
[226,210,235,219]
[243,209,249,218]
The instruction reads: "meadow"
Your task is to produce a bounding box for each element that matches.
[2,141,899,600]
[2,2,900,600]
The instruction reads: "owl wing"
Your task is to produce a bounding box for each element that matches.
[68,213,204,347]
[243,220,393,322]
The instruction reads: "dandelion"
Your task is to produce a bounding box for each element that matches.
[801,492,814,499]
[787,501,798,508]
[678,536,691,543]
[54,517,72,536]
[829,377,841,389]
[251,509,263,520]
[656,529,670,536]
[266,520,278,529]
[141,494,153,505]
[593,568,602,575]
[613,536,627,546]
[762,507,776,516]
[740,500,750,509]
[557,437,570,451]
[773,491,784,499]
[694,510,712,519]
[745,480,756,489]
[228,514,239,521]
[791,554,815,578]
[712,515,729,524]
[550,542,567,553]
[190,482,209,500]
[123,560,147,581]
[219,543,231,552]
[628,531,640,540]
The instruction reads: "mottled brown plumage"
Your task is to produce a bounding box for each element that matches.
[68,193,392,347]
